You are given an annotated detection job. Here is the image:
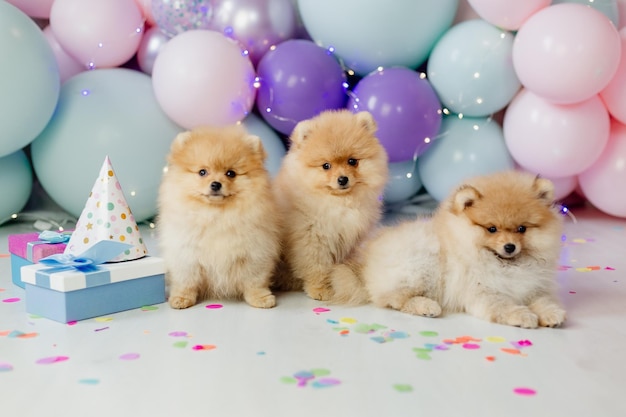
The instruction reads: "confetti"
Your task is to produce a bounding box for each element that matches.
[486,336,506,343]
[172,341,188,349]
[2,297,20,303]
[192,344,216,351]
[339,317,357,324]
[36,356,69,365]
[78,379,100,385]
[513,387,537,396]
[0,363,13,372]
[462,343,481,350]
[393,384,413,393]
[119,353,140,360]
[283,369,339,388]
[516,340,533,347]
[311,378,341,388]
[94,327,109,332]
[141,305,158,311]
[17,332,38,339]
[419,331,439,337]
[205,304,223,309]
[95,317,113,322]
[67,321,78,326]
[606,267,616,271]
[501,348,525,356]
[485,356,496,362]
[168,331,188,337]
[313,307,330,314]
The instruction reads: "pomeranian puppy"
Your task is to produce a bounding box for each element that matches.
[157,125,281,309]
[361,171,566,328]
[272,109,389,301]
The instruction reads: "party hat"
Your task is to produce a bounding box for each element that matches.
[64,156,148,262]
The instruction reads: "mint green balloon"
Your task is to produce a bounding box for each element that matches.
[0,2,60,157]
[0,150,33,224]
[31,68,184,222]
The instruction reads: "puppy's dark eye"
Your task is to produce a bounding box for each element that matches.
[348,158,358,167]
[225,170,237,178]
[517,225,527,233]
[487,226,497,233]
[198,169,207,177]
[322,163,331,170]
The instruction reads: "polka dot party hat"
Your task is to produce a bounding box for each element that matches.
[64,156,148,262]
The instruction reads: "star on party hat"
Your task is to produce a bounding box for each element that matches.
[64,156,148,262]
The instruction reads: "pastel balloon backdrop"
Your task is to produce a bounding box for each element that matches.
[552,0,620,28]
[297,0,459,76]
[512,3,621,104]
[600,28,626,125]
[503,89,610,178]
[579,120,626,218]
[6,0,55,18]
[348,67,442,162]
[207,0,299,66]
[137,26,170,75]
[49,0,145,69]
[31,68,184,223]
[0,150,33,225]
[151,0,213,38]
[241,113,287,177]
[256,39,347,135]
[0,2,60,158]
[466,0,551,30]
[43,26,85,84]
[418,115,515,202]
[152,30,256,129]
[427,19,521,117]
[384,159,423,205]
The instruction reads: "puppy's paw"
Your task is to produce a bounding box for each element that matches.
[538,307,566,328]
[402,296,442,318]
[244,289,276,309]
[168,296,196,309]
[502,307,538,329]
[304,284,334,301]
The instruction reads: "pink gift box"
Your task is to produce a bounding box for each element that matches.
[8,232,70,288]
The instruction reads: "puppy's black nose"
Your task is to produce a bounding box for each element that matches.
[504,243,516,254]
[210,181,222,192]
[337,176,349,187]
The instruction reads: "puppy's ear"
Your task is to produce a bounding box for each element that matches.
[354,111,377,135]
[172,131,192,149]
[290,119,313,148]
[532,176,555,206]
[243,134,267,161]
[451,185,482,214]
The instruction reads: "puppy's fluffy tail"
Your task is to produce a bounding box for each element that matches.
[329,262,370,305]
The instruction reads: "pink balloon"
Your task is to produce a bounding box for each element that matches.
[547,174,578,201]
[42,26,85,83]
[467,0,550,30]
[503,88,610,178]
[6,0,54,18]
[579,119,626,218]
[152,30,256,129]
[601,28,626,124]
[49,0,144,69]
[513,3,621,104]
[134,0,156,26]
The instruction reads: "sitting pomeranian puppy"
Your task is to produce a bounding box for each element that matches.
[361,171,566,328]
[157,125,281,309]
[272,110,389,301]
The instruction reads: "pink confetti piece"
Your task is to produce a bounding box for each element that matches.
[119,353,140,360]
[462,343,481,350]
[168,331,188,337]
[605,267,616,271]
[192,344,216,351]
[67,321,78,326]
[94,327,109,332]
[517,340,533,347]
[205,304,223,309]
[0,363,13,372]
[513,387,537,396]
[36,356,69,365]
[2,297,20,303]
[313,307,331,314]
[569,291,577,294]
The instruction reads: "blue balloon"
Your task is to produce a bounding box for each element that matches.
[418,115,515,201]
[0,150,33,225]
[241,113,287,177]
[427,19,521,117]
[384,158,423,205]
[31,68,184,223]
[0,2,60,157]
[552,0,619,28]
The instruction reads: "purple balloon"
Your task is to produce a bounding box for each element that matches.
[256,39,347,135]
[347,67,442,162]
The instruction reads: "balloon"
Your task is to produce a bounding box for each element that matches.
[384,158,423,205]
[347,67,442,162]
[579,120,626,218]
[0,2,60,158]
[43,26,85,84]
[152,30,256,129]
[503,89,610,178]
[427,19,521,117]
[552,0,619,28]
[241,113,287,177]
[418,115,515,202]
[297,0,459,76]
[453,0,481,25]
[151,0,212,37]
[6,0,54,19]
[50,0,144,69]
[208,0,298,66]
[256,39,347,135]
[547,174,579,201]
[0,150,33,225]
[466,0,550,30]
[512,3,621,104]
[137,26,170,75]
[134,0,156,26]
[600,28,626,124]
[31,68,184,223]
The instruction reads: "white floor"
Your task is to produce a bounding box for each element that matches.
[1,201,625,417]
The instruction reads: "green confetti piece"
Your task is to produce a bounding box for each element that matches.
[370,323,387,330]
[280,376,298,384]
[419,330,439,337]
[141,305,158,311]
[311,368,331,377]
[416,352,432,360]
[412,347,432,353]
[172,341,188,349]
[393,384,413,393]
[353,323,376,333]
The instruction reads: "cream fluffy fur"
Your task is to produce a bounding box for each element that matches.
[361,171,566,328]
[272,110,389,301]
[157,125,281,309]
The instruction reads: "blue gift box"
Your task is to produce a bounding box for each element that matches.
[20,256,166,323]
